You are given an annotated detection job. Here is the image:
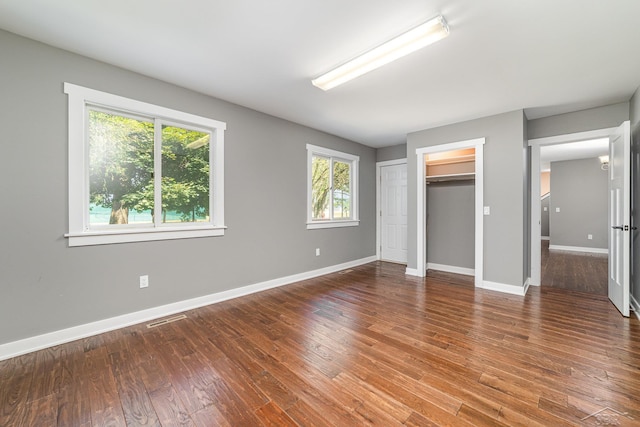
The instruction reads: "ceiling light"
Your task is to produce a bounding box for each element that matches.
[312,15,449,91]
[599,155,609,170]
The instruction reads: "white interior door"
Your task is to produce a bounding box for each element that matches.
[609,120,631,317]
[381,163,407,263]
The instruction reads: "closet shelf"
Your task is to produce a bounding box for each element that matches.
[426,172,476,183]
[425,154,475,166]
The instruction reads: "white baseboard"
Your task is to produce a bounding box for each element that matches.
[427,263,474,277]
[480,279,529,296]
[541,236,550,241]
[405,267,420,276]
[631,294,640,321]
[409,265,529,297]
[0,255,377,361]
[548,244,608,254]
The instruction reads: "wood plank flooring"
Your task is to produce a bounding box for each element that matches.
[2,261,640,426]
[541,240,608,295]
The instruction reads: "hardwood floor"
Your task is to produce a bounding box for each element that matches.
[2,261,640,426]
[541,240,608,295]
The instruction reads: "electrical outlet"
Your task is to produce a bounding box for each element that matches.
[315,248,320,256]
[555,207,560,213]
[140,275,149,288]
[588,234,593,240]
[483,206,490,215]
[543,206,548,211]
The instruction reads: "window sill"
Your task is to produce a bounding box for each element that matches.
[65,225,226,247]
[306,220,359,230]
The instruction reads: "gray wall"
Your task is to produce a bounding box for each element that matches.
[541,195,550,237]
[527,102,629,140]
[407,110,527,287]
[549,158,608,249]
[0,30,376,345]
[376,143,406,162]
[630,87,640,306]
[426,182,474,269]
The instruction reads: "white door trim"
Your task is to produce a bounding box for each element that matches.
[415,138,485,287]
[528,127,617,286]
[376,158,407,261]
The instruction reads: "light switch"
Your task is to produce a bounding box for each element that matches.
[483,206,490,215]
[543,207,548,211]
[555,207,560,213]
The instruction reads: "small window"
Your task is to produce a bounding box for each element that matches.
[306,144,359,229]
[65,83,226,246]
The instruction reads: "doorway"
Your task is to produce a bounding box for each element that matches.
[529,128,616,286]
[529,123,631,316]
[539,140,609,294]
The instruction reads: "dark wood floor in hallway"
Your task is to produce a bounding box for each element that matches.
[541,240,608,295]
[2,261,640,426]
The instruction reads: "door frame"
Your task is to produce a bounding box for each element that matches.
[528,127,617,286]
[376,158,407,261]
[415,138,485,286]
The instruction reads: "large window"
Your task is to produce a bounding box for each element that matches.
[65,83,226,246]
[306,144,359,229]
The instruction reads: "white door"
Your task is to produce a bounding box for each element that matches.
[609,120,631,317]
[381,163,408,263]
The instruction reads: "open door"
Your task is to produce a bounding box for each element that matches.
[609,120,631,317]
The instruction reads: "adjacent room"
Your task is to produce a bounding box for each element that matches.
[2,1,640,425]
[539,140,610,295]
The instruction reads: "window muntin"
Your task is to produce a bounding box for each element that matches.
[307,144,359,229]
[65,83,226,246]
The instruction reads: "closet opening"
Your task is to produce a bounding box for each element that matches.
[414,138,484,287]
[425,148,476,277]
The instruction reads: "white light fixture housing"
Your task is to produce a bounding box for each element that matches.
[599,155,610,170]
[312,15,449,91]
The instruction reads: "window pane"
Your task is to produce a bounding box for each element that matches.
[161,125,210,223]
[88,110,154,226]
[311,156,330,220]
[333,160,351,219]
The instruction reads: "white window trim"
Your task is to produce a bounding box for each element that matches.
[306,144,359,229]
[64,83,226,246]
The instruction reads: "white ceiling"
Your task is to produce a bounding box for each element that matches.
[1,1,640,148]
[540,138,609,171]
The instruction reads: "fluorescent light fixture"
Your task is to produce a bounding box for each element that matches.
[312,15,449,91]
